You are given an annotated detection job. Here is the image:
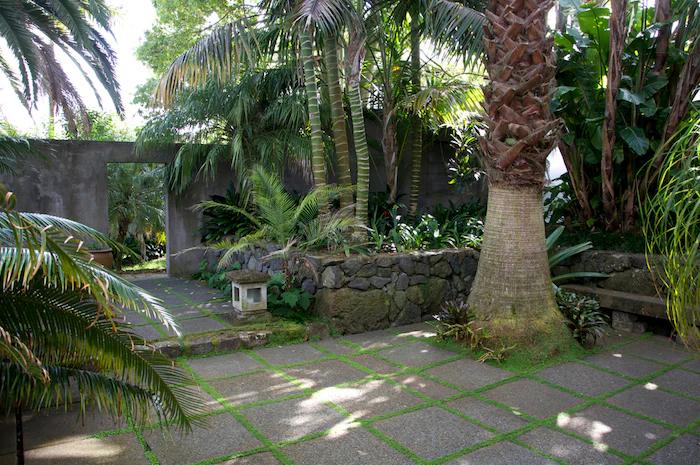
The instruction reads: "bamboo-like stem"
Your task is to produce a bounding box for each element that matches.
[300,28,326,188]
[349,83,369,228]
[324,37,353,208]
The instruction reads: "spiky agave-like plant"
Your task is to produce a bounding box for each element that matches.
[0,189,203,462]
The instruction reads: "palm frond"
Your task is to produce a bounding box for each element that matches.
[424,0,486,68]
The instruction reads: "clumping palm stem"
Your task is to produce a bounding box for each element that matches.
[300,28,326,188]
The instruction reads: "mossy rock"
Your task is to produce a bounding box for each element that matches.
[314,288,390,334]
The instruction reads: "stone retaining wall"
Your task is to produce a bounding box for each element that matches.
[554,250,662,297]
[223,247,479,334]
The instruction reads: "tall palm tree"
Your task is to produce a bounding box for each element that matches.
[0,188,202,463]
[0,0,123,133]
[466,0,566,345]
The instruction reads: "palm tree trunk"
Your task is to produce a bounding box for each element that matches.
[467,0,566,345]
[300,28,326,188]
[407,15,422,220]
[468,187,561,340]
[324,37,353,208]
[601,0,628,231]
[15,403,24,465]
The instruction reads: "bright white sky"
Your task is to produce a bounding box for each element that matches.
[0,0,156,136]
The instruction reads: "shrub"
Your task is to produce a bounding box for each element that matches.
[556,289,609,347]
[267,273,314,322]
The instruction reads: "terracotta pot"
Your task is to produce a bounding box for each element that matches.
[89,249,114,269]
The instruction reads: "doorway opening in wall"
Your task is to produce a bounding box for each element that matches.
[106,162,167,274]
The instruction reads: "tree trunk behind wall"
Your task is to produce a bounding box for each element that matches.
[467,0,565,345]
[301,28,327,188]
[407,15,422,220]
[600,0,628,231]
[347,30,370,229]
[324,37,353,208]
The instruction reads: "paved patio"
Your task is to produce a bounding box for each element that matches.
[1,321,699,465]
[118,275,236,341]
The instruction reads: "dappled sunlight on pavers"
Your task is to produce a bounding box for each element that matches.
[556,405,671,455]
[5,327,699,465]
[0,434,147,465]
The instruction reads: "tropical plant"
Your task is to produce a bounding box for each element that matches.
[546,226,609,284]
[108,163,165,268]
[0,0,122,134]
[267,272,314,321]
[139,67,310,192]
[466,0,566,346]
[641,114,700,350]
[556,289,609,347]
[0,190,201,462]
[199,167,357,269]
[554,0,700,231]
[193,260,242,295]
[434,299,483,349]
[199,180,256,243]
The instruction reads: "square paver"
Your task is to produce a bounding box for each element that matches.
[648,434,700,465]
[392,374,460,399]
[444,441,557,465]
[425,359,512,391]
[219,452,282,464]
[0,433,147,465]
[0,409,127,456]
[651,369,700,398]
[536,362,630,396]
[312,339,357,355]
[682,358,700,373]
[282,427,414,465]
[342,330,406,350]
[606,385,700,426]
[169,305,206,319]
[620,338,690,364]
[374,407,492,460]
[351,354,400,374]
[584,351,665,378]
[483,379,582,419]
[186,352,263,379]
[284,360,369,389]
[556,404,671,455]
[379,342,457,368]
[519,427,622,465]
[447,397,528,432]
[131,324,163,341]
[313,380,423,418]
[209,371,306,406]
[390,322,437,339]
[175,316,228,335]
[256,344,326,365]
[145,413,260,465]
[242,396,347,443]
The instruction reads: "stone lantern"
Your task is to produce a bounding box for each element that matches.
[226,270,271,320]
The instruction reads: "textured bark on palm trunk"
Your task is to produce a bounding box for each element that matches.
[468,186,561,341]
[301,29,326,188]
[468,0,565,344]
[324,37,353,208]
[407,15,422,220]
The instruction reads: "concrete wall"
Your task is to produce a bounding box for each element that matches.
[2,138,483,276]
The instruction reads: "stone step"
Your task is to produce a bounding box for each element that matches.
[562,284,668,320]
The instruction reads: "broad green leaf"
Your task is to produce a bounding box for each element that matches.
[642,75,668,98]
[618,88,645,105]
[282,291,299,308]
[620,127,650,155]
[554,86,578,99]
[640,100,657,117]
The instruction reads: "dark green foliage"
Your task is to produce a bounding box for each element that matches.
[368,201,484,252]
[138,68,309,192]
[556,289,609,347]
[266,273,314,322]
[554,1,700,229]
[547,226,609,284]
[434,299,481,349]
[200,182,256,243]
[193,260,242,295]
